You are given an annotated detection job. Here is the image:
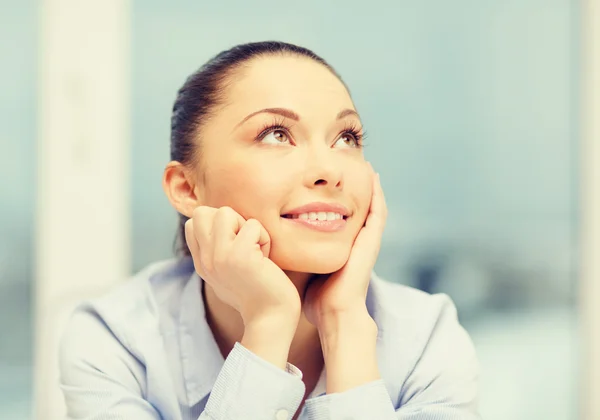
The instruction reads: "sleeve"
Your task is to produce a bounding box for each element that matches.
[203,342,306,419]
[59,308,306,420]
[303,294,481,420]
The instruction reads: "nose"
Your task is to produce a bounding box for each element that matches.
[303,149,343,190]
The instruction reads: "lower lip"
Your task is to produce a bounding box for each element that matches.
[281,217,347,232]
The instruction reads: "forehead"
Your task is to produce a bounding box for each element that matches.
[223,55,354,118]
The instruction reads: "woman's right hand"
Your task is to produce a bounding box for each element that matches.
[184,206,301,332]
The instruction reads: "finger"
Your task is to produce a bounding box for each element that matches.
[184,218,206,279]
[189,206,220,277]
[192,205,217,254]
[347,171,387,266]
[364,172,387,234]
[233,218,271,258]
[212,206,246,265]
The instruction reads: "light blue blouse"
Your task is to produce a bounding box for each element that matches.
[59,257,480,419]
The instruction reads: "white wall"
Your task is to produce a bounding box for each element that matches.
[35,1,131,418]
[581,1,600,419]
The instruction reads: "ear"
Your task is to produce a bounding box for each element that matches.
[162,161,201,218]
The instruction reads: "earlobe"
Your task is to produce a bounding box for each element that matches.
[162,161,200,218]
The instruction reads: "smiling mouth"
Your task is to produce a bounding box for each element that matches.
[281,212,348,221]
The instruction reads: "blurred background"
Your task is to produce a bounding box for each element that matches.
[1,0,598,419]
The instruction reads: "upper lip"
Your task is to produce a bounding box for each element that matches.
[282,202,351,217]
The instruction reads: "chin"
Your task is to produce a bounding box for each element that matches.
[270,242,352,274]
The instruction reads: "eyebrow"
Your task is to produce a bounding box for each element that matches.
[234,107,360,129]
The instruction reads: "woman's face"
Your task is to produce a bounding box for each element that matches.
[194,55,372,274]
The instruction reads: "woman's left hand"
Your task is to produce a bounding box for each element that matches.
[304,164,388,330]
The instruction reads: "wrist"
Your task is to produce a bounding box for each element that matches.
[243,309,300,345]
[319,308,378,363]
[318,309,380,394]
[241,315,299,370]
[317,305,376,338]
[242,302,300,330]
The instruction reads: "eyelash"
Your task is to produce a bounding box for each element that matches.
[254,117,367,148]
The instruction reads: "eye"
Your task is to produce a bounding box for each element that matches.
[260,129,291,145]
[333,132,361,149]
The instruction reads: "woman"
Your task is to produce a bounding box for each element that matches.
[59,41,480,420]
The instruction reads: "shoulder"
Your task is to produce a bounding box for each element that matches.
[368,273,479,410]
[369,272,459,328]
[59,258,195,385]
[66,258,192,334]
[368,272,477,372]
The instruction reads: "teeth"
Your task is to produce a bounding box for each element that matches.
[289,212,345,221]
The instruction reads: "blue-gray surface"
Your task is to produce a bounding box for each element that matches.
[0,0,579,419]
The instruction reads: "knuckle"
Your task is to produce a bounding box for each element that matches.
[192,206,203,218]
[218,206,234,215]
[244,218,260,229]
[217,206,238,222]
[213,206,231,223]
[192,206,210,219]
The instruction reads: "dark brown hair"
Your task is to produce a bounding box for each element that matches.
[170,41,343,256]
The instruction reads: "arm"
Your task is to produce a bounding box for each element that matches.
[304,296,481,420]
[59,307,305,420]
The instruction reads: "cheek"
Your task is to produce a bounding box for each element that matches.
[202,159,290,220]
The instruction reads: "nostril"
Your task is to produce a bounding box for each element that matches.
[314,179,327,185]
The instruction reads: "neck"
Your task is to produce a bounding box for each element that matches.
[202,270,323,368]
